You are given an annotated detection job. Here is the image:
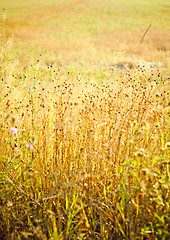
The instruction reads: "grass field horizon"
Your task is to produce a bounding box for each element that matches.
[0,0,169,239]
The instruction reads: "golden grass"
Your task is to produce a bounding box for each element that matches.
[2,0,170,68]
[0,56,169,238]
[0,0,170,239]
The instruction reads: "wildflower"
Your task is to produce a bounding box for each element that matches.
[28,86,35,93]
[10,127,18,135]
[26,143,34,150]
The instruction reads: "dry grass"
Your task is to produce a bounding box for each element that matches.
[0,56,169,239]
[0,0,170,239]
[2,0,170,68]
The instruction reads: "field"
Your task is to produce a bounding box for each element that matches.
[0,0,170,239]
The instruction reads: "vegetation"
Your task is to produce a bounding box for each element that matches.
[0,0,169,239]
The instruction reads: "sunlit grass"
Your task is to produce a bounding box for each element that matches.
[0,0,169,239]
[1,0,170,69]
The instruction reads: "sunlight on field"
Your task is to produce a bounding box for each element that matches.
[0,0,170,239]
[1,0,170,68]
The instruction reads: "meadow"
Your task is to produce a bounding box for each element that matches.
[0,0,170,239]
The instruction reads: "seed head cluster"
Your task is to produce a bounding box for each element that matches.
[0,61,169,239]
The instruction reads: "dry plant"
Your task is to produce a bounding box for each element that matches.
[0,1,169,239]
[0,50,169,239]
